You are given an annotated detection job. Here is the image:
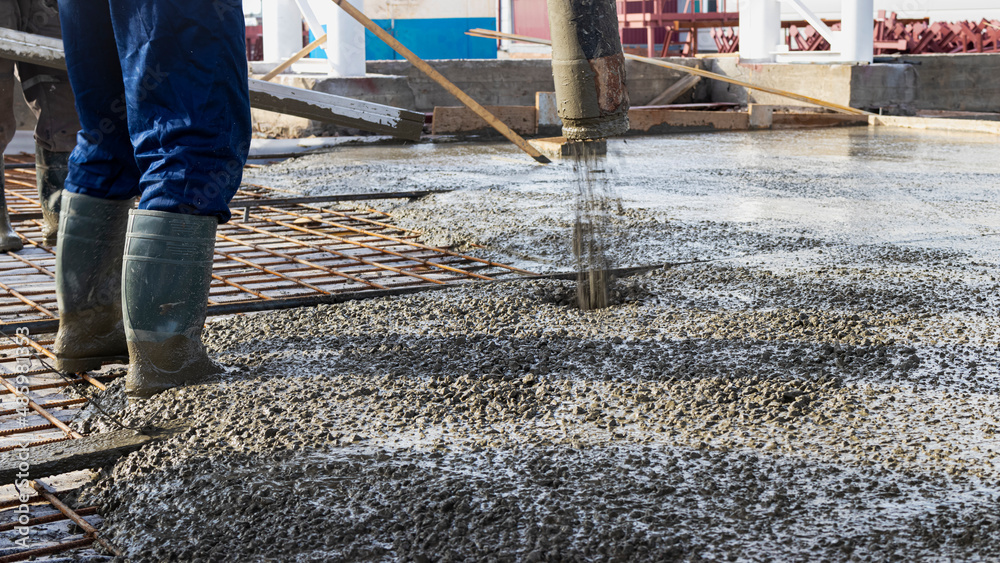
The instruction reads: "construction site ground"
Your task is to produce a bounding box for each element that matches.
[5,126,1000,561]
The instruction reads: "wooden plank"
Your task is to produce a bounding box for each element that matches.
[0,28,425,141]
[248,79,424,141]
[0,27,65,70]
[772,112,868,129]
[627,108,750,133]
[869,115,1000,135]
[261,33,328,82]
[646,75,702,106]
[431,106,537,135]
[0,421,186,484]
[529,136,606,159]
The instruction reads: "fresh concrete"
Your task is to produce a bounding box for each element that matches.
[71,128,1000,562]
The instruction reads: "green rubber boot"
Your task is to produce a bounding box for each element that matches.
[53,191,133,372]
[36,147,71,247]
[123,210,221,400]
[0,155,23,253]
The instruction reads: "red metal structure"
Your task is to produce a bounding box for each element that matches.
[509,0,740,57]
[872,11,1000,54]
[617,0,739,56]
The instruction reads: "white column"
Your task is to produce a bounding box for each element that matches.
[499,0,513,53]
[839,0,874,63]
[263,0,303,63]
[324,0,367,77]
[739,0,781,62]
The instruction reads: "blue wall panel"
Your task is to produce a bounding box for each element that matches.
[365,17,497,60]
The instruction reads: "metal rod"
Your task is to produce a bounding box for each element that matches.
[31,480,119,556]
[0,377,82,439]
[214,231,386,290]
[228,189,453,208]
[0,507,99,532]
[0,397,86,417]
[254,205,495,280]
[237,215,448,285]
[291,203,540,275]
[0,537,95,563]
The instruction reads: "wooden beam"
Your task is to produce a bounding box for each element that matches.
[248,79,424,140]
[0,28,425,140]
[0,423,186,484]
[0,27,65,70]
[261,33,328,81]
[646,74,702,106]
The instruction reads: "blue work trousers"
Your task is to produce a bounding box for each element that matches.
[57,0,251,222]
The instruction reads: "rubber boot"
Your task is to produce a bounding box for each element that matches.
[53,191,132,372]
[123,210,221,400]
[36,148,71,246]
[0,156,23,252]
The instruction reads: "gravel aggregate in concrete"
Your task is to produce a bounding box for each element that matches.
[62,128,1000,562]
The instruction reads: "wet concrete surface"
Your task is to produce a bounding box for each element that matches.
[66,128,1000,561]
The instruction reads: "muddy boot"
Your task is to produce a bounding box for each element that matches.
[0,156,23,252]
[53,191,133,372]
[36,148,71,246]
[123,210,221,400]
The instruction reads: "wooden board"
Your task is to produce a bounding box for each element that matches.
[870,115,1000,135]
[248,79,424,141]
[627,108,750,133]
[0,27,65,70]
[0,28,425,141]
[772,112,868,129]
[529,136,607,159]
[0,421,187,485]
[432,106,537,135]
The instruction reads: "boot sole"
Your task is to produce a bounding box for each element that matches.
[56,355,129,374]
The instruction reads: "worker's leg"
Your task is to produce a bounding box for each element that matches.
[109,0,251,221]
[55,0,140,201]
[19,0,80,245]
[0,2,24,252]
[105,0,251,398]
[52,0,136,371]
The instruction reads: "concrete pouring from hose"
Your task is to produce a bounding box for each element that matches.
[546,0,630,141]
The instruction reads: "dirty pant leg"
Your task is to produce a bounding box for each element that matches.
[0,57,16,155]
[0,1,21,153]
[18,61,79,152]
[56,0,140,201]
[19,0,77,152]
[107,0,251,222]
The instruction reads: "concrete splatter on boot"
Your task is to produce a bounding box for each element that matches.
[0,155,23,252]
[36,147,71,246]
[123,210,222,400]
[53,191,132,372]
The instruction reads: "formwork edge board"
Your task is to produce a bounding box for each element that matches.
[0,429,152,484]
[869,115,1000,135]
